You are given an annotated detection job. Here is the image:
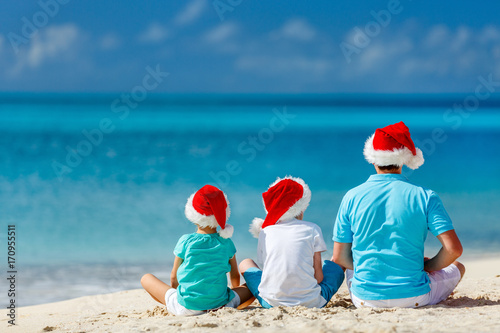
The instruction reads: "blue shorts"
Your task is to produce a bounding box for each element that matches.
[243,260,344,308]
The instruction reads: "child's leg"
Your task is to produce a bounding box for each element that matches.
[239,258,259,275]
[238,259,272,309]
[319,260,345,306]
[235,259,259,309]
[141,273,173,305]
[232,284,256,309]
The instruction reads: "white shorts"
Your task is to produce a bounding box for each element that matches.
[164,289,240,316]
[346,264,462,308]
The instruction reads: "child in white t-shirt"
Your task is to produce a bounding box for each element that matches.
[239,176,345,308]
[141,185,254,315]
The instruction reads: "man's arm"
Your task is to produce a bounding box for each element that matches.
[332,242,353,270]
[170,255,183,288]
[424,229,463,273]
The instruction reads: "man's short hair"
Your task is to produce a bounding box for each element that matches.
[377,164,400,171]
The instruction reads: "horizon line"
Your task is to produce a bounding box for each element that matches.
[2,92,500,107]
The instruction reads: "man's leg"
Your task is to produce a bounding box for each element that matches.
[453,261,466,280]
[345,269,358,307]
[426,261,465,305]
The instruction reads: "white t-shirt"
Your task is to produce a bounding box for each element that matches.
[257,218,327,308]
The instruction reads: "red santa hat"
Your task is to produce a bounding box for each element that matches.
[363,121,424,170]
[249,176,311,238]
[184,185,233,238]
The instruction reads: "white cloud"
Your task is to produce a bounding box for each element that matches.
[0,35,4,56]
[138,23,170,44]
[398,57,450,77]
[456,49,477,71]
[235,55,333,77]
[174,0,206,26]
[450,26,471,51]
[2,18,499,93]
[222,19,329,82]
[1,24,86,78]
[341,24,500,84]
[25,24,80,68]
[356,37,413,74]
[357,45,386,72]
[479,26,500,44]
[424,25,449,48]
[270,18,317,41]
[100,33,121,50]
[494,45,500,59]
[203,23,238,44]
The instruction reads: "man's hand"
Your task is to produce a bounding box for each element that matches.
[423,257,431,272]
[424,230,463,273]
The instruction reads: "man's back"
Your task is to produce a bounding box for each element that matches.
[334,173,454,300]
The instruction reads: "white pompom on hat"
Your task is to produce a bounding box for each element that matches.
[249,176,311,238]
[185,185,233,238]
[363,121,424,170]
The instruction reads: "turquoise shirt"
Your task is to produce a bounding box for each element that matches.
[174,233,236,310]
[333,174,454,300]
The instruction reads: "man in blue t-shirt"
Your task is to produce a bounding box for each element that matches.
[332,121,465,308]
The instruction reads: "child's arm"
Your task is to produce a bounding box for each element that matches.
[170,256,183,289]
[313,251,324,284]
[229,255,240,288]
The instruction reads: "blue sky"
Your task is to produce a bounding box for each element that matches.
[1,0,500,93]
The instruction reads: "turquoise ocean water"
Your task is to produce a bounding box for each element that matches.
[1,94,500,306]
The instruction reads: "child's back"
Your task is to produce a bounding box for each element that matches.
[258,218,326,307]
[175,232,236,310]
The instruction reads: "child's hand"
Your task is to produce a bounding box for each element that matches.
[229,256,241,288]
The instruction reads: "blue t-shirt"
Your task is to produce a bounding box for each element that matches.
[174,233,236,310]
[333,174,454,300]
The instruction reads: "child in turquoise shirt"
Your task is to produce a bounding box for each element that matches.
[141,185,254,315]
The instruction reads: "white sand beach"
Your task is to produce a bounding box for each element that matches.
[2,257,500,333]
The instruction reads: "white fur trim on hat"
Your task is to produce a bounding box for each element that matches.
[184,192,231,229]
[363,135,425,170]
[249,218,264,238]
[218,223,234,239]
[249,176,312,238]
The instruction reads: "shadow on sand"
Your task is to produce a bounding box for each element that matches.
[438,295,500,307]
